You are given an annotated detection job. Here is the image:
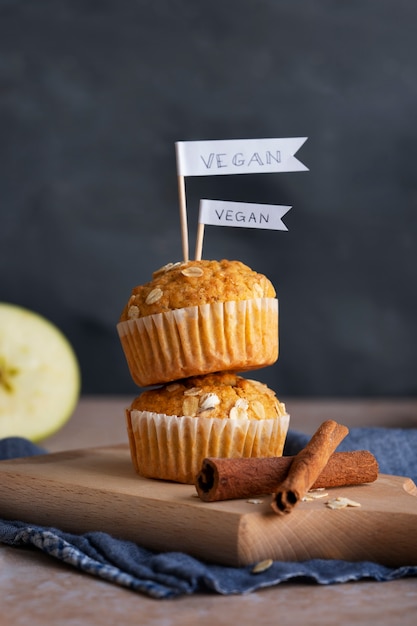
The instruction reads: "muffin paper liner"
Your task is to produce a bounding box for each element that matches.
[126,409,290,484]
[117,298,278,387]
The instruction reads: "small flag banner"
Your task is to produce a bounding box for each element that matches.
[198,199,291,231]
[175,137,308,177]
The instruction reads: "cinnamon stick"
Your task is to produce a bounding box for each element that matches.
[195,450,378,502]
[271,420,349,515]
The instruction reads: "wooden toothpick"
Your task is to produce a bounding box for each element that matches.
[177,174,189,262]
[194,223,205,261]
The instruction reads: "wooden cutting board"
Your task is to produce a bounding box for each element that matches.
[0,444,416,568]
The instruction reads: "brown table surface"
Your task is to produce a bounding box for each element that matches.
[1,396,417,626]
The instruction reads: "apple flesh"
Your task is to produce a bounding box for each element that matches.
[0,303,80,442]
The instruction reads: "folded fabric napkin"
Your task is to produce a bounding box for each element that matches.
[1,429,417,599]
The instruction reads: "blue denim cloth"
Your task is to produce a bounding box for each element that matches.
[1,431,417,599]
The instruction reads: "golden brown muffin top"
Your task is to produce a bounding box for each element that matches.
[129,372,286,421]
[120,259,276,321]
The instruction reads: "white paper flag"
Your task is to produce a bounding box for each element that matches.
[198,199,291,231]
[175,137,308,177]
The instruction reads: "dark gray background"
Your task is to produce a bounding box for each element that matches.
[1,0,416,397]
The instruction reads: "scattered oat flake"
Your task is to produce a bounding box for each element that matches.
[308,491,329,499]
[229,405,248,419]
[145,288,163,305]
[229,398,249,420]
[247,499,263,504]
[182,395,199,417]
[250,400,266,420]
[127,305,140,319]
[181,266,204,277]
[326,497,361,510]
[166,383,180,392]
[251,559,273,574]
[153,261,182,277]
[183,387,202,396]
[199,392,220,411]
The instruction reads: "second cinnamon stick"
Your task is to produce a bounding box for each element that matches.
[271,420,349,514]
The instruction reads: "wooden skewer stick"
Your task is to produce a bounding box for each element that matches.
[194,222,205,261]
[177,174,189,262]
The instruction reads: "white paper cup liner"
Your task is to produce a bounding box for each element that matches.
[118,298,278,387]
[126,409,290,484]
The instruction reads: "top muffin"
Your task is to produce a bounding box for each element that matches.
[119,259,276,321]
[117,259,279,387]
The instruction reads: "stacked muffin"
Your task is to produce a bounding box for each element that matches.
[117,259,289,484]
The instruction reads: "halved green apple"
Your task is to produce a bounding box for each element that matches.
[0,303,80,442]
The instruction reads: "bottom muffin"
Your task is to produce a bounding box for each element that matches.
[125,372,290,484]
